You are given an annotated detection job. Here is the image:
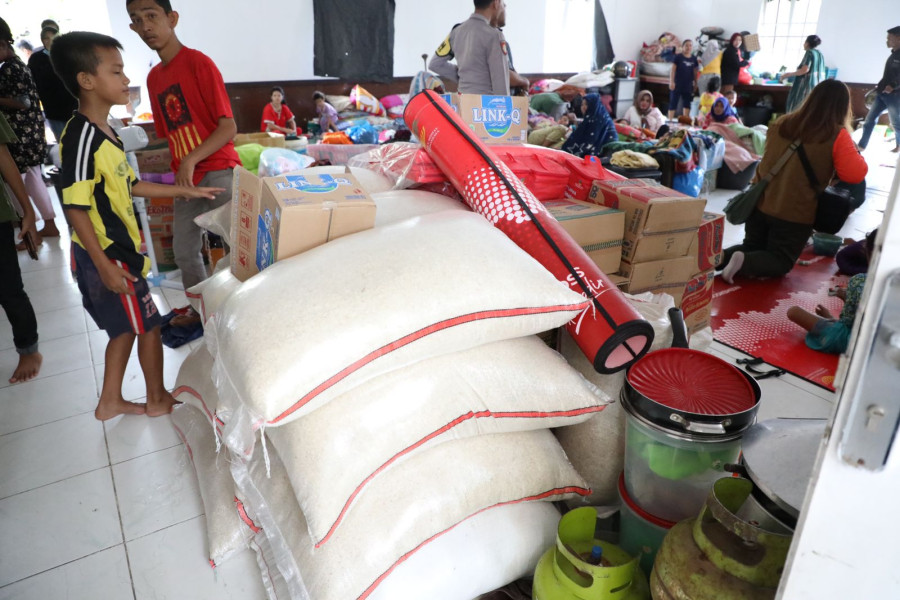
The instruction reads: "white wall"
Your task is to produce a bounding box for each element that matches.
[106,0,894,89]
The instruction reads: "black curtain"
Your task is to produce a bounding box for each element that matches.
[592,0,615,69]
[313,0,395,81]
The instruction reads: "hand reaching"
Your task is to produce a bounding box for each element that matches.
[176,186,226,200]
[815,304,835,320]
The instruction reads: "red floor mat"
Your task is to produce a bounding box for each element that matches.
[711,247,848,391]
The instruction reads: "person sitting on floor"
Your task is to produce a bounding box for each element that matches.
[835,228,878,276]
[620,90,665,135]
[720,80,868,284]
[561,93,617,158]
[697,75,723,124]
[698,96,740,128]
[787,268,868,355]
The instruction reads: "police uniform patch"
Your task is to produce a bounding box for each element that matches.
[436,35,452,57]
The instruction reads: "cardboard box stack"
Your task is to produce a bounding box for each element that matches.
[233,131,287,148]
[587,179,708,327]
[230,166,376,282]
[544,198,625,275]
[134,146,177,271]
[678,212,725,332]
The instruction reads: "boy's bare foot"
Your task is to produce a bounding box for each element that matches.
[146,391,179,417]
[95,397,147,421]
[9,351,42,384]
[38,221,60,237]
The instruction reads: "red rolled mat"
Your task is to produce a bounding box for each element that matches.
[404,90,653,373]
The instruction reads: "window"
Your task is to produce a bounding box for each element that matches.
[755,0,823,74]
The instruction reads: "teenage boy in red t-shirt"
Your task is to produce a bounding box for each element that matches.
[127,0,239,293]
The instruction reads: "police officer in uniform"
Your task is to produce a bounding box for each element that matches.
[428,0,510,96]
[859,25,900,152]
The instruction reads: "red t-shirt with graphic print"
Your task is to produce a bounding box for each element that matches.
[147,47,239,185]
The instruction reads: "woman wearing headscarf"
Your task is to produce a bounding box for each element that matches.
[721,32,749,94]
[621,90,665,134]
[698,96,740,128]
[720,80,867,283]
[562,93,617,158]
[781,34,827,113]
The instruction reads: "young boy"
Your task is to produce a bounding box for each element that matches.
[50,32,223,420]
[126,0,239,293]
[668,39,700,120]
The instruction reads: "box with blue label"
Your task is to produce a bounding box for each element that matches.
[230,166,376,281]
[457,94,528,145]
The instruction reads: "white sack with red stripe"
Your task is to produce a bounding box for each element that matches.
[170,401,253,568]
[265,334,608,548]
[250,496,559,600]
[231,428,586,600]
[371,189,467,227]
[210,210,590,455]
[186,268,243,326]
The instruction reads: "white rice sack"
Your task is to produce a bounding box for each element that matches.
[170,403,252,567]
[248,499,559,600]
[233,429,586,600]
[266,335,607,547]
[371,189,467,228]
[554,295,715,506]
[185,267,243,326]
[212,211,590,451]
[299,165,393,194]
[194,202,232,246]
[173,343,220,425]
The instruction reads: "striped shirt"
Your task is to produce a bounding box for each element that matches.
[61,113,149,276]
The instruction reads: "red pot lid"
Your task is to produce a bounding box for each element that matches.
[628,348,756,415]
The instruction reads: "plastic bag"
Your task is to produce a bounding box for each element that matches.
[672,167,705,198]
[257,147,315,177]
[235,143,265,174]
[346,121,379,145]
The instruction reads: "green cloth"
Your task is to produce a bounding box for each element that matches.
[0,112,20,224]
[529,92,565,115]
[786,49,827,113]
[728,123,767,155]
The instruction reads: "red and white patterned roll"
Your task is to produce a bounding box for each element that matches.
[404,90,653,373]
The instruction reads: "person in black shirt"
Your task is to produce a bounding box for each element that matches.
[859,26,900,152]
[27,25,77,142]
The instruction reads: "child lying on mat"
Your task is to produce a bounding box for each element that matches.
[787,274,866,354]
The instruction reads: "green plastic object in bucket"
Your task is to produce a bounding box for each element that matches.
[812,232,842,256]
[532,507,649,600]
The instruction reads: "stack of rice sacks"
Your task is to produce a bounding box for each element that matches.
[172,166,619,600]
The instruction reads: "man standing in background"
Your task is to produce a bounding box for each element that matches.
[28,24,77,142]
[859,25,900,153]
[430,0,526,96]
[431,0,510,96]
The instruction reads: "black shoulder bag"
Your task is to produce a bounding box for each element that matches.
[796,145,854,234]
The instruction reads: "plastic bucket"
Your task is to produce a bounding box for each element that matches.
[617,473,675,577]
[622,401,743,523]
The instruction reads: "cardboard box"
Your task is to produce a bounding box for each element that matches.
[617,256,695,294]
[588,180,706,236]
[230,166,376,281]
[672,270,715,333]
[743,33,761,52]
[687,212,725,276]
[622,229,697,263]
[456,94,528,145]
[135,147,172,174]
[544,198,625,274]
[233,132,287,148]
[149,234,176,272]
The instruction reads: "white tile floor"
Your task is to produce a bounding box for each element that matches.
[0,132,895,599]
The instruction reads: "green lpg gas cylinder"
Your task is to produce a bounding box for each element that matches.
[650,477,793,600]
[533,507,649,600]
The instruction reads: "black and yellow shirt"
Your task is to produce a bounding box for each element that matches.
[61,113,149,276]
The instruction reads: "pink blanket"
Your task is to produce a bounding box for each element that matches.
[707,123,760,173]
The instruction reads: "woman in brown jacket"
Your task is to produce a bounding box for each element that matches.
[721,80,868,282]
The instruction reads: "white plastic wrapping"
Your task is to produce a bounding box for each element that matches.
[347,141,424,190]
[185,267,243,325]
[170,403,252,567]
[194,202,232,246]
[371,188,467,227]
[232,429,586,600]
[265,335,608,547]
[257,148,316,177]
[210,211,591,456]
